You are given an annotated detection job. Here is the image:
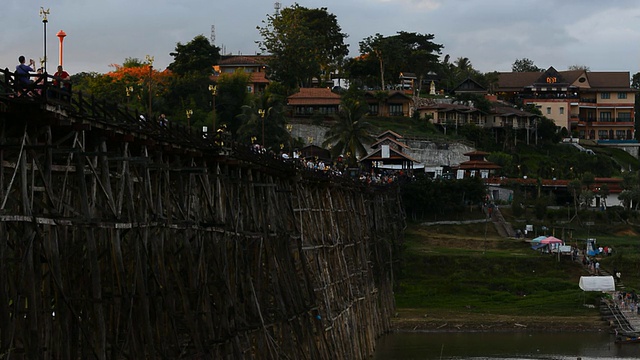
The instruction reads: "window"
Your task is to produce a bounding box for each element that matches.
[598,130,608,139]
[618,112,631,122]
[559,107,564,115]
[618,92,627,99]
[368,104,379,115]
[316,106,337,115]
[600,112,612,122]
[600,92,610,99]
[616,130,626,139]
[389,104,403,116]
[546,107,551,115]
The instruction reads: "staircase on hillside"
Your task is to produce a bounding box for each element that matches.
[489,206,516,238]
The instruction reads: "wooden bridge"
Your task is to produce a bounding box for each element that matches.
[0,69,405,359]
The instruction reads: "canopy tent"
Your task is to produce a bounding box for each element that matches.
[531,236,547,243]
[531,243,547,250]
[540,236,563,244]
[579,276,615,292]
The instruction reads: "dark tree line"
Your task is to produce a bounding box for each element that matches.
[402,176,487,220]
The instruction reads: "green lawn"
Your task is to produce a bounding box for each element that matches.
[395,222,606,317]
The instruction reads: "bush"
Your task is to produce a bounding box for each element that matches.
[534,196,550,220]
[512,201,525,217]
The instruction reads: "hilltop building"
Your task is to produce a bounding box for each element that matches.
[496,67,636,141]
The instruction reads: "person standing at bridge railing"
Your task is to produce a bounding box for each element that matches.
[53,65,71,101]
[15,56,35,86]
[35,68,45,95]
[15,55,36,96]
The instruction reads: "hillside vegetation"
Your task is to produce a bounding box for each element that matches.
[392,215,640,332]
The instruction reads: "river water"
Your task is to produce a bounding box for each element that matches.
[373,332,639,359]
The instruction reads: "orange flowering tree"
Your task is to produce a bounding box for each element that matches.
[104,58,173,115]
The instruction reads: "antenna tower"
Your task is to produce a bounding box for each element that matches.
[210,25,216,45]
[274,2,281,15]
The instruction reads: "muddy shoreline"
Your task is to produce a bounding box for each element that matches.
[390,312,611,333]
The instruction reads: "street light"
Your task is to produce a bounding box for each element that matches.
[286,124,293,153]
[145,55,154,120]
[258,109,266,147]
[125,86,134,104]
[39,7,50,73]
[208,85,217,134]
[186,109,193,129]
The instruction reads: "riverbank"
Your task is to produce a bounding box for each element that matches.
[393,221,616,335]
[390,309,610,333]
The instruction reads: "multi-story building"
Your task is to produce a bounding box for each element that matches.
[415,97,538,139]
[497,67,636,141]
[211,55,270,94]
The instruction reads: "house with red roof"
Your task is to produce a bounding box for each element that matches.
[211,55,270,94]
[416,99,538,139]
[286,88,342,119]
[363,91,413,117]
[359,130,421,172]
[454,150,501,179]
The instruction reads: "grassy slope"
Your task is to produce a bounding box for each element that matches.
[392,220,609,332]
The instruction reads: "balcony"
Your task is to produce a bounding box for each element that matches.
[579,98,597,104]
[519,93,579,100]
[574,117,634,124]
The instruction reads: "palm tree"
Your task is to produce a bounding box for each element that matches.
[236,92,290,151]
[454,57,472,73]
[323,98,374,167]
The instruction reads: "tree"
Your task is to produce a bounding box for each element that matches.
[257,4,348,88]
[567,64,590,71]
[567,179,582,217]
[359,34,397,90]
[454,57,473,76]
[236,86,290,150]
[389,31,442,93]
[438,54,482,92]
[322,97,374,166]
[619,171,640,210]
[71,58,172,117]
[343,54,379,89]
[160,72,211,126]
[581,171,595,191]
[168,35,220,76]
[215,70,251,136]
[512,58,543,72]
[534,117,561,144]
[632,72,640,140]
[358,32,442,91]
[598,184,610,208]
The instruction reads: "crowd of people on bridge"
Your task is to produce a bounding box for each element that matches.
[249,144,411,185]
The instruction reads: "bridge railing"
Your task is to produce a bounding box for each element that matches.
[0,67,225,151]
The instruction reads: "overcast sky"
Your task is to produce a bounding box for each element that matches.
[3,0,640,76]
